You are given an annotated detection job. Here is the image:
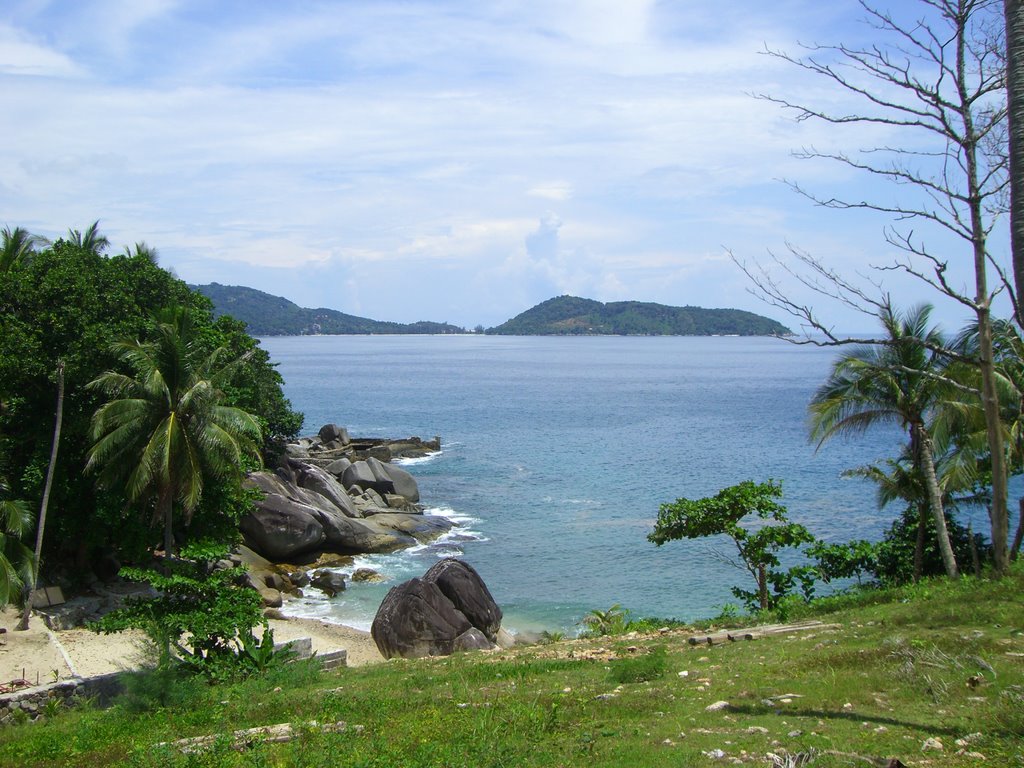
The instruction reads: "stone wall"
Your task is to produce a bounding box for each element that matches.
[0,672,123,725]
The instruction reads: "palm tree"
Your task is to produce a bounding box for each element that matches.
[0,472,33,606]
[809,304,959,578]
[0,225,47,273]
[86,307,262,558]
[67,221,109,256]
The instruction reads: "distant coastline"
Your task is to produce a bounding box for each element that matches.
[194,284,792,337]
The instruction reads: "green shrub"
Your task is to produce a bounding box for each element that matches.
[609,645,667,684]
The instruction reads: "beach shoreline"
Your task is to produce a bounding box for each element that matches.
[0,606,383,689]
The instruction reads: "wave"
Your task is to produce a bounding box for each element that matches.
[394,450,443,466]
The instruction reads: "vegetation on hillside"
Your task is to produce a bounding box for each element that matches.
[194,283,466,336]
[487,295,791,336]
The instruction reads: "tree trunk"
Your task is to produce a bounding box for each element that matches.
[757,565,768,610]
[957,25,1009,574]
[914,505,927,581]
[917,425,959,578]
[16,362,63,632]
[1011,497,1024,560]
[1006,0,1024,323]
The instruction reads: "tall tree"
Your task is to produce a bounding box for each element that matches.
[0,226,46,274]
[737,0,1012,572]
[86,307,262,558]
[67,221,109,256]
[1005,0,1024,320]
[0,470,32,606]
[810,304,960,577]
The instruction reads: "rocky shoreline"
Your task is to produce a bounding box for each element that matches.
[238,424,454,609]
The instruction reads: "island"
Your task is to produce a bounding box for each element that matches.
[485,296,791,336]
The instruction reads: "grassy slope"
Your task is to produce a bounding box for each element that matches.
[1,569,1022,767]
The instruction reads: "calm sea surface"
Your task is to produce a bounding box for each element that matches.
[258,334,921,633]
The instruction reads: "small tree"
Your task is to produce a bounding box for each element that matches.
[648,480,817,612]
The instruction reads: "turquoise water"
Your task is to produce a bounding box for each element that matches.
[258,334,931,632]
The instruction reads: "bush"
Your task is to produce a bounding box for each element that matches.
[91,541,289,681]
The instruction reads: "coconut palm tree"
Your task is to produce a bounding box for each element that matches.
[67,221,109,256]
[86,306,262,558]
[809,303,959,577]
[0,472,32,605]
[0,225,47,273]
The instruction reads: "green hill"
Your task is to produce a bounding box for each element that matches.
[193,283,465,336]
[487,295,791,336]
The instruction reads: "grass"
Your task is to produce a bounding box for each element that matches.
[1,566,1022,767]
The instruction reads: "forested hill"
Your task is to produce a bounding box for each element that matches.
[487,296,791,336]
[193,283,465,336]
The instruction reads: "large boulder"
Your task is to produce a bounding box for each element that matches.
[365,457,398,495]
[370,513,454,542]
[342,461,377,492]
[314,509,418,553]
[295,463,359,518]
[378,462,420,503]
[239,494,326,560]
[370,578,473,659]
[424,559,502,641]
[318,424,350,446]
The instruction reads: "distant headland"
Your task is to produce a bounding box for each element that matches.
[193,284,791,337]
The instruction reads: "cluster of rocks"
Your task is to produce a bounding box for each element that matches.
[371,559,512,659]
[240,425,452,564]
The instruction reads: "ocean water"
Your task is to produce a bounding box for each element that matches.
[257,334,936,633]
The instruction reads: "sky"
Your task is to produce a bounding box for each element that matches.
[0,0,1012,332]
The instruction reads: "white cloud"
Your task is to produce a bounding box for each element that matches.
[0,24,84,77]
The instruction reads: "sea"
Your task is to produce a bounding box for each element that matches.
[255,334,966,635]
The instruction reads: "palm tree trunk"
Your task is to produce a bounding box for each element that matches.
[159,487,174,565]
[914,505,926,581]
[16,362,63,631]
[1006,0,1024,324]
[916,425,959,578]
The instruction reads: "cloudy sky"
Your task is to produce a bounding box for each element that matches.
[0,1,1010,331]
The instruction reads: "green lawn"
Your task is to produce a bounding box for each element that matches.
[1,568,1022,767]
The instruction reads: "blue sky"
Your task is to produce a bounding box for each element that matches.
[0,1,1010,332]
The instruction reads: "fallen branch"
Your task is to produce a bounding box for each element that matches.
[158,720,360,754]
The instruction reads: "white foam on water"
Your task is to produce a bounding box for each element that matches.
[394,450,443,466]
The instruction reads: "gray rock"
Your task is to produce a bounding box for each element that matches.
[378,462,420,502]
[296,464,359,518]
[318,424,350,445]
[310,569,347,597]
[326,458,352,479]
[314,508,418,553]
[365,457,397,495]
[351,568,385,583]
[370,578,473,659]
[454,627,494,652]
[289,571,311,588]
[239,494,326,560]
[423,559,502,641]
[342,461,377,492]
[371,513,454,542]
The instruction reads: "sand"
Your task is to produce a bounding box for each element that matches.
[0,606,383,688]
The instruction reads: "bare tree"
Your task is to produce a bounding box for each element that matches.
[736,0,1013,573]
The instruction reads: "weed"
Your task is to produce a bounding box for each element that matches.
[608,645,667,684]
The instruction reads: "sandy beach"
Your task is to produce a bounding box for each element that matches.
[0,606,383,688]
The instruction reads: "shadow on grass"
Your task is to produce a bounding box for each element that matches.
[725,704,963,738]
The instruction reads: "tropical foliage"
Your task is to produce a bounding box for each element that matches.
[0,224,302,586]
[87,307,263,557]
[808,304,960,578]
[649,480,817,611]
